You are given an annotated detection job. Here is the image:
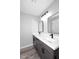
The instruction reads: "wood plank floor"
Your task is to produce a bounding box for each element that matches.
[20,46,40,59]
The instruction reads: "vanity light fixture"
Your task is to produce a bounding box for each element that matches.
[41,11,52,21]
[41,11,48,17]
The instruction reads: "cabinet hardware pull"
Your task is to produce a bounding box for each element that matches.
[42,48,45,54]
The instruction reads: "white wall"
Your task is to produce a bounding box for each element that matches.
[20,12,39,48]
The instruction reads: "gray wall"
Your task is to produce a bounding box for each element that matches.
[20,13,38,48]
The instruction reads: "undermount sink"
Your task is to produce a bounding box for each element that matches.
[39,32,59,39]
[39,32,51,39]
[39,32,59,43]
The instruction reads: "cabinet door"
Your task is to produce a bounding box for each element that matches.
[33,36,38,51]
[36,40,43,59]
[54,48,59,59]
[42,48,54,59]
[33,36,36,48]
[45,50,54,59]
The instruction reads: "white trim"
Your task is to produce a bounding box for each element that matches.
[20,43,33,49]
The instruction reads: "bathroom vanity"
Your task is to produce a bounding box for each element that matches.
[33,33,59,59]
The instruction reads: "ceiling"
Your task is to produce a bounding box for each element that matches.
[20,0,54,16]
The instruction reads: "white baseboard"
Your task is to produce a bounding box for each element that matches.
[20,43,33,50]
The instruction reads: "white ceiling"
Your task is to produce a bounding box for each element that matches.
[20,0,54,16]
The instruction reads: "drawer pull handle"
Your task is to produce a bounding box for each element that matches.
[42,48,45,54]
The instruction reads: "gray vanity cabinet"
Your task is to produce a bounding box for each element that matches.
[33,35,59,59]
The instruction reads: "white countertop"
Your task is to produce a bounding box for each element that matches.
[33,32,59,50]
